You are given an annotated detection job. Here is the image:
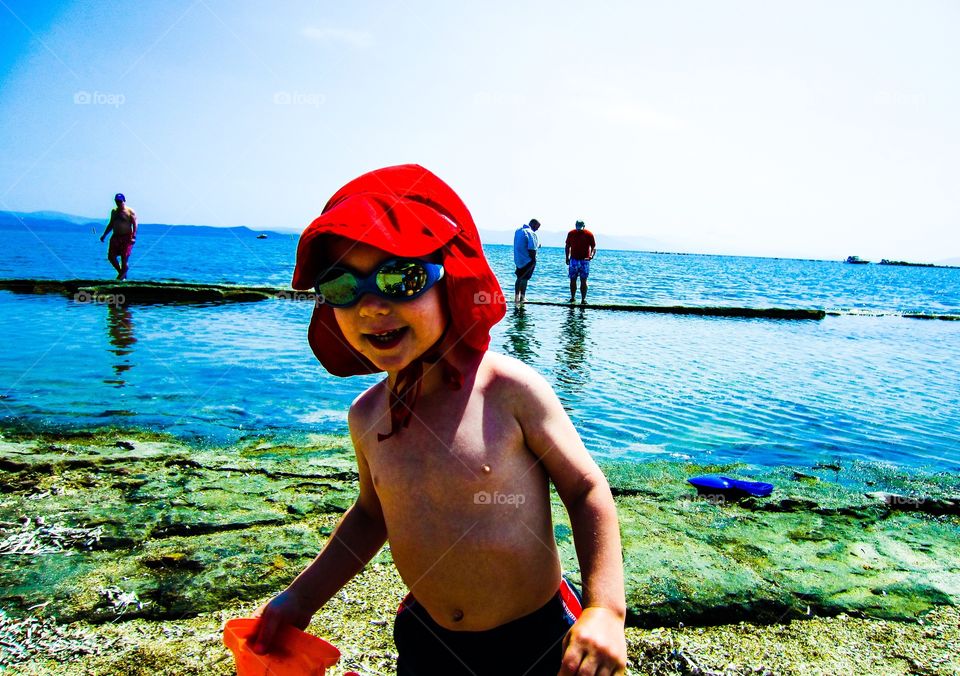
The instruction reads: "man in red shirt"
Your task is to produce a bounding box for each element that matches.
[564,220,596,304]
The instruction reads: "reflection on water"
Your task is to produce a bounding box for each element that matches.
[503,305,540,363]
[104,303,136,387]
[554,306,591,406]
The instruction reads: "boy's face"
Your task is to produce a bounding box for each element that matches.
[327,238,447,375]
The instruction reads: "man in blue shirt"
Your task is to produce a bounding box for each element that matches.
[513,218,541,305]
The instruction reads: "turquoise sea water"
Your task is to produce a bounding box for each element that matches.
[2,224,959,472]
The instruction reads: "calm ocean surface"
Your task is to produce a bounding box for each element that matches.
[2,224,959,473]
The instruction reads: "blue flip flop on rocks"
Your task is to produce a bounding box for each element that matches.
[687,475,774,499]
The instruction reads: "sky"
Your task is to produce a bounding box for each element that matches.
[1,0,958,262]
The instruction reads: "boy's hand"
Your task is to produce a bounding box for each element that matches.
[559,607,627,675]
[249,589,314,654]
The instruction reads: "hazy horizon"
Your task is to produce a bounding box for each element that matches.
[5,208,959,265]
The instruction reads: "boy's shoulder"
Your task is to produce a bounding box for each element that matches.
[349,379,387,417]
[479,350,532,377]
[345,353,553,437]
[477,351,551,402]
[348,352,546,408]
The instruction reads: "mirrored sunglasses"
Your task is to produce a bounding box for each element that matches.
[314,258,444,308]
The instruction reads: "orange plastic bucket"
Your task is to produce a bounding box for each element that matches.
[223,617,341,676]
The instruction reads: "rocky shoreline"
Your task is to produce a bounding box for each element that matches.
[1,429,958,674]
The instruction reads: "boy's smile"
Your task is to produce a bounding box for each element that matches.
[365,326,408,350]
[327,239,447,378]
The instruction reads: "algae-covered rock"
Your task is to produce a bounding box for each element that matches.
[0,432,360,623]
[2,432,958,635]
[610,460,960,625]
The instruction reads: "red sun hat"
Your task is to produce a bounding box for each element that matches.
[292,164,506,377]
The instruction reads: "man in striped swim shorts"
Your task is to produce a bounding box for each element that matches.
[565,220,596,304]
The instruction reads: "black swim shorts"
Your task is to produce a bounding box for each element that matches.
[515,260,536,281]
[394,579,582,675]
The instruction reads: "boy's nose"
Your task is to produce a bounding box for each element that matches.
[356,293,391,316]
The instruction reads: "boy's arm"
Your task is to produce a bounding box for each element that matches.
[251,407,388,653]
[510,366,627,674]
[130,209,137,237]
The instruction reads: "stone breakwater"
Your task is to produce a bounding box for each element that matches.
[7,278,960,319]
[0,279,830,319]
[1,430,958,674]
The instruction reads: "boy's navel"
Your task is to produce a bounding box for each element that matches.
[451,608,464,622]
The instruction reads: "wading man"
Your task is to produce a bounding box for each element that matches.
[513,218,541,305]
[100,193,137,281]
[565,220,596,304]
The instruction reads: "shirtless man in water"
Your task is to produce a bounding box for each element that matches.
[100,193,137,280]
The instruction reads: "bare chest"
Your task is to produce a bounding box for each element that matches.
[110,210,133,232]
[363,389,535,512]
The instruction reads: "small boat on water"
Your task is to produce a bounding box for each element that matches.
[256,234,268,239]
[845,255,869,264]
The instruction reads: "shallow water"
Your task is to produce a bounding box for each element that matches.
[485,246,960,316]
[2,290,958,472]
[4,224,959,315]
[3,225,960,472]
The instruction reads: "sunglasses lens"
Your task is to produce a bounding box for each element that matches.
[317,270,359,305]
[377,261,428,298]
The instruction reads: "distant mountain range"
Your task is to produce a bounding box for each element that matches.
[0,210,277,238]
[0,210,666,251]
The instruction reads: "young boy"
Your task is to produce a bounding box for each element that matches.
[251,165,627,675]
